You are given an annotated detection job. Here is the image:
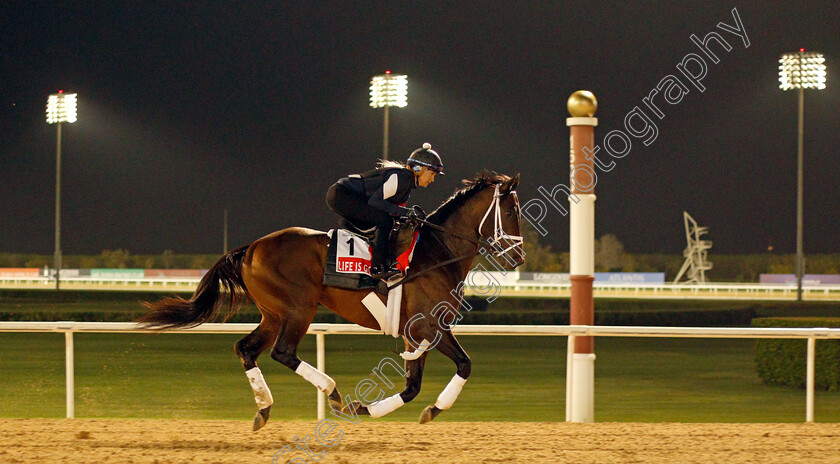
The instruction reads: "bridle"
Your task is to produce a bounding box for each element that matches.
[477,184,524,257]
[388,183,523,290]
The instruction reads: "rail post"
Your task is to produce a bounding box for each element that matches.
[316,333,326,420]
[806,336,815,422]
[65,329,74,419]
[565,333,575,421]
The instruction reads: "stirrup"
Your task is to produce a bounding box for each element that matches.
[369,265,401,280]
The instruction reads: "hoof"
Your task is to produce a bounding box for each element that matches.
[252,407,271,432]
[419,405,442,424]
[328,389,344,412]
[342,400,369,416]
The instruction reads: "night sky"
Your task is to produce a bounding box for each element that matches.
[2,1,839,256]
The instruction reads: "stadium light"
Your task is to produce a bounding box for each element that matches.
[779,50,826,301]
[779,51,826,90]
[370,72,407,160]
[46,91,78,290]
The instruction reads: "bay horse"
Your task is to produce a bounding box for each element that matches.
[139,171,523,430]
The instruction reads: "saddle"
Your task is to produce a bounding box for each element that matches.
[338,218,376,237]
[322,220,420,292]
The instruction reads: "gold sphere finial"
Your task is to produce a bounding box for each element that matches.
[567,90,598,117]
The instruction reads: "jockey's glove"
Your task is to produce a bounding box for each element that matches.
[407,205,427,221]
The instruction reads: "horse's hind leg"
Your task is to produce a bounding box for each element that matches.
[269,311,343,411]
[234,318,279,431]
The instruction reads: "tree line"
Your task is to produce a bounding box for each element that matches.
[2,228,838,282]
[516,223,839,282]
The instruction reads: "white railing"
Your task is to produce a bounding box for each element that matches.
[0,276,200,290]
[3,276,840,300]
[507,282,840,300]
[1,321,839,422]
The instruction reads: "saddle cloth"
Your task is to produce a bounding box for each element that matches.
[322,229,420,291]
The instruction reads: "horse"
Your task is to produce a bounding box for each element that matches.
[138,171,524,430]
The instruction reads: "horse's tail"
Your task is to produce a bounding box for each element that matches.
[138,244,251,329]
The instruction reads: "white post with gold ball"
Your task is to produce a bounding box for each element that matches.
[566,90,597,423]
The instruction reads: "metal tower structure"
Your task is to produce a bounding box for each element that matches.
[673,212,713,284]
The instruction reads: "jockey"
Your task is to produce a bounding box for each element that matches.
[326,143,444,279]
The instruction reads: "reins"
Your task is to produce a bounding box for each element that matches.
[412,217,486,247]
[387,247,481,290]
[386,220,485,290]
[386,183,521,291]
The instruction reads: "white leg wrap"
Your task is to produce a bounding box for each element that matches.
[295,361,336,394]
[245,367,274,410]
[400,339,433,361]
[367,393,405,418]
[434,374,467,410]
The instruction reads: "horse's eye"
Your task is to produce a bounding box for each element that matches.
[506,211,512,217]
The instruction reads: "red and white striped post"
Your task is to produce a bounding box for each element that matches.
[566,90,597,422]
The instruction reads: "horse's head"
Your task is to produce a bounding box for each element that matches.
[476,173,524,269]
[427,171,525,269]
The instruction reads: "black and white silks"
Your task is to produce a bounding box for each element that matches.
[336,167,416,217]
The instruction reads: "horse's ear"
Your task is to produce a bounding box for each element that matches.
[501,173,520,194]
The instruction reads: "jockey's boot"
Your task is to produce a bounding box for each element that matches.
[370,227,399,280]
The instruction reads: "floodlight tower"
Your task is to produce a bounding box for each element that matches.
[779,50,826,301]
[370,71,407,160]
[46,91,78,291]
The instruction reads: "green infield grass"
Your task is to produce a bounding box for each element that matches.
[1,332,839,422]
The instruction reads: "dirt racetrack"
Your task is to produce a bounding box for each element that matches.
[2,419,840,464]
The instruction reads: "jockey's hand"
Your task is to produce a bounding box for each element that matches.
[408,205,427,221]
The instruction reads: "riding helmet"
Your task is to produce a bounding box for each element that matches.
[407,143,445,175]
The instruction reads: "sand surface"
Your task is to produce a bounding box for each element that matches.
[1,419,839,464]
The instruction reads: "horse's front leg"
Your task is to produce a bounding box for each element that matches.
[419,330,470,424]
[343,344,430,418]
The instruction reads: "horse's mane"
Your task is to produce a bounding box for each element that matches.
[427,170,509,225]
